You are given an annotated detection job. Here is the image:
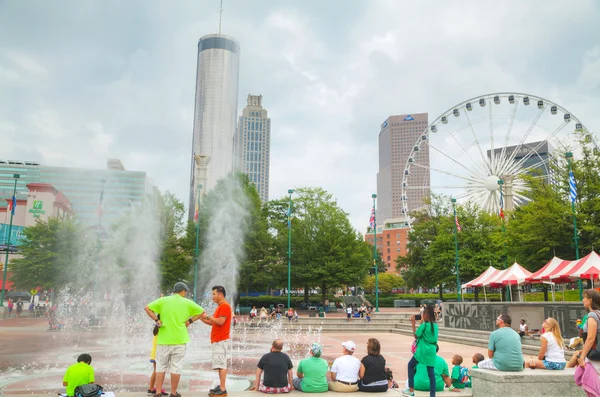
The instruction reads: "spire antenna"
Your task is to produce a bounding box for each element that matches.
[218,0,223,34]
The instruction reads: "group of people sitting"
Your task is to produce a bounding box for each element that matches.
[251,338,395,394]
[249,306,299,323]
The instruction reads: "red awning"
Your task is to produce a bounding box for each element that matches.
[526,257,569,283]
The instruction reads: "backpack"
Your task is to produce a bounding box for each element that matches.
[73,384,103,397]
[459,366,470,384]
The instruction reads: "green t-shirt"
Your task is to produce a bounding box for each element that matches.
[488,326,524,371]
[414,355,448,392]
[63,362,94,397]
[147,294,204,345]
[297,356,329,393]
[451,366,466,388]
[414,321,439,367]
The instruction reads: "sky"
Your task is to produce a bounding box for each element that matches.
[1,0,599,232]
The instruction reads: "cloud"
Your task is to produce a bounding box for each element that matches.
[0,0,599,233]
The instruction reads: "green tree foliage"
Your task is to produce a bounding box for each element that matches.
[398,195,503,292]
[362,273,405,294]
[267,187,372,301]
[158,191,192,290]
[10,217,81,290]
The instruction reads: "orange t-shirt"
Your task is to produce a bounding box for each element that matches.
[210,301,232,343]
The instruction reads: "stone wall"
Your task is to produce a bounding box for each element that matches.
[443,302,587,338]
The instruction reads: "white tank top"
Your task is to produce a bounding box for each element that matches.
[542,332,566,363]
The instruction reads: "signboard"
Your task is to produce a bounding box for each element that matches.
[28,200,46,218]
[0,224,26,247]
[404,115,415,121]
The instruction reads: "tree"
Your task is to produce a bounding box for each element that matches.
[10,217,81,290]
[267,187,372,302]
[362,273,404,294]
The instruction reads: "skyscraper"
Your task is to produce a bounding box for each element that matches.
[376,113,429,221]
[234,95,271,202]
[189,34,240,220]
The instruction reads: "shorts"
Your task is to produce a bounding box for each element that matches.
[542,360,566,370]
[347,313,351,318]
[156,344,186,374]
[477,359,498,370]
[212,340,228,369]
[259,382,291,393]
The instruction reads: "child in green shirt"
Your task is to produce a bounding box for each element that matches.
[63,354,95,397]
[450,355,470,389]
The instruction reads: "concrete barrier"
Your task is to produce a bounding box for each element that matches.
[1,391,471,397]
[471,368,585,397]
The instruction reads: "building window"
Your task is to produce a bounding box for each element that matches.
[397,241,400,245]
[387,256,391,261]
[387,233,390,238]
[397,248,400,252]
[387,241,390,246]
[396,233,400,238]
[387,248,390,254]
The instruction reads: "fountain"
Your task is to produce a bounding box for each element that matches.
[0,177,321,394]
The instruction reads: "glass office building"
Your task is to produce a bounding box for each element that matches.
[0,159,151,227]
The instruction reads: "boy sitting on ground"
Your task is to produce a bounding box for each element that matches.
[450,355,470,389]
[63,354,95,397]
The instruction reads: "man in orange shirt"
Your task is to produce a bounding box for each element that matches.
[201,285,232,397]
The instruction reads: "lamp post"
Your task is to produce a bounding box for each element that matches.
[1,174,20,307]
[372,193,379,312]
[565,152,582,300]
[287,189,294,308]
[451,198,461,302]
[498,179,510,300]
[193,184,203,302]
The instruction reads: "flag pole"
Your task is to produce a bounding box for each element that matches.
[194,184,202,303]
[566,152,582,300]
[0,174,20,308]
[451,198,461,302]
[287,189,294,309]
[371,194,379,312]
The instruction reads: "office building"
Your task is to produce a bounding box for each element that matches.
[189,34,241,220]
[376,113,430,221]
[487,140,554,183]
[234,95,271,202]
[0,159,151,227]
[364,218,410,273]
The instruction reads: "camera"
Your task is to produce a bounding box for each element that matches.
[414,314,422,321]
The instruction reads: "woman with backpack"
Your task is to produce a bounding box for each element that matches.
[402,305,438,397]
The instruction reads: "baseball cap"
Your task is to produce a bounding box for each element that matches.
[173,282,189,293]
[310,342,323,357]
[341,341,356,351]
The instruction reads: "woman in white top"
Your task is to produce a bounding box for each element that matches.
[525,317,566,370]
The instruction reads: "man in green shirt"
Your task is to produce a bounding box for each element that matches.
[63,354,94,397]
[145,282,207,397]
[413,346,453,392]
[293,343,329,393]
[478,314,524,371]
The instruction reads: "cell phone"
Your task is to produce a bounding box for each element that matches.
[414,314,422,320]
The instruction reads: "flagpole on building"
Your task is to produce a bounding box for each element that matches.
[566,152,582,300]
[1,174,20,308]
[498,179,512,301]
[287,189,294,309]
[193,184,202,303]
[451,199,461,302]
[371,194,379,312]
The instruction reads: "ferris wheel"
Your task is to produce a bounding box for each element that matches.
[401,92,597,227]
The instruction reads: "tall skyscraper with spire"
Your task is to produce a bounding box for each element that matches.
[234,94,271,202]
[188,34,240,221]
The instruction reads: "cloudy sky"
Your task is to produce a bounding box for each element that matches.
[1,1,599,231]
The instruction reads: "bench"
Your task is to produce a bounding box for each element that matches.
[394,299,416,308]
[471,368,584,397]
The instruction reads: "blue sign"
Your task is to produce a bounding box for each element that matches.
[382,120,388,128]
[404,115,415,121]
[0,224,26,247]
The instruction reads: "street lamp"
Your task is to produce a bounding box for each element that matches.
[193,184,203,302]
[1,174,20,307]
[287,189,294,308]
[498,179,510,300]
[372,193,379,312]
[565,152,582,300]
[451,198,461,302]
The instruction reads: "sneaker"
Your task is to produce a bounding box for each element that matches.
[148,390,156,396]
[161,391,168,396]
[208,386,220,396]
[168,393,181,397]
[211,389,227,397]
[401,389,414,397]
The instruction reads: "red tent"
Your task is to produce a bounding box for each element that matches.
[488,263,532,287]
[0,273,14,290]
[462,266,501,288]
[542,259,579,282]
[526,257,568,283]
[568,252,600,280]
